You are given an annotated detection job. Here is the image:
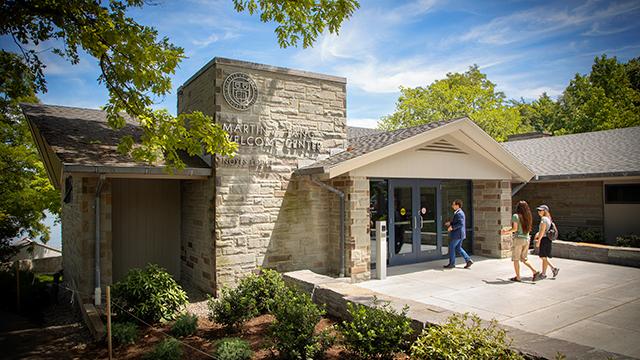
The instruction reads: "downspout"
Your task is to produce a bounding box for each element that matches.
[310,177,346,278]
[94,174,106,306]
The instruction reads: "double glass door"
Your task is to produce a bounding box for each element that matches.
[388,179,442,266]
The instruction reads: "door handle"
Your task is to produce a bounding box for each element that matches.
[420,215,424,229]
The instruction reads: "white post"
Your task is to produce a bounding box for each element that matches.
[376,221,387,280]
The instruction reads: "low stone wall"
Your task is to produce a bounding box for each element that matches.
[283,270,633,360]
[552,240,640,268]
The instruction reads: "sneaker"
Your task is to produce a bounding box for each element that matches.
[552,267,560,277]
[464,260,473,269]
[443,264,455,269]
[539,274,547,280]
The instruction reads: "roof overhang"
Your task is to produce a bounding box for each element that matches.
[317,118,535,182]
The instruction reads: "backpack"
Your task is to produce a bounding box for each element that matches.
[547,221,559,241]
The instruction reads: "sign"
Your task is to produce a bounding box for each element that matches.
[223,72,258,111]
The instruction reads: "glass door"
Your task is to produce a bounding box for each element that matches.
[388,180,442,265]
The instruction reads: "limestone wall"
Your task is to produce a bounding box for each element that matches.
[473,180,512,258]
[178,58,348,291]
[61,176,112,301]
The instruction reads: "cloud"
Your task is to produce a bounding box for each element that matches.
[582,22,638,36]
[459,0,640,45]
[192,31,239,47]
[347,118,380,129]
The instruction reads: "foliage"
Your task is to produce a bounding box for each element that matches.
[145,337,182,360]
[111,264,188,323]
[512,93,560,133]
[616,234,640,248]
[0,267,51,322]
[233,0,360,48]
[410,313,524,360]
[563,228,604,244]
[380,65,525,142]
[111,322,139,346]
[214,337,254,360]
[1,52,60,262]
[268,286,327,359]
[340,298,414,359]
[208,286,258,331]
[171,313,198,337]
[236,268,287,314]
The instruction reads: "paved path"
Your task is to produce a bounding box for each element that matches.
[357,256,640,359]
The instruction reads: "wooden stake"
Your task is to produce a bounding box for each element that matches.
[16,262,20,313]
[107,285,112,360]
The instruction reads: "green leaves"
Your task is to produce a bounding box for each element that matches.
[380,65,523,142]
[233,0,360,48]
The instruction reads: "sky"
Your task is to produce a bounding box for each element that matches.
[2,0,640,249]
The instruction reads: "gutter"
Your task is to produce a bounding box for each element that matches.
[310,178,346,278]
[94,174,105,306]
[511,182,529,197]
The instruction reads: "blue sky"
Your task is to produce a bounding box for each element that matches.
[2,0,640,248]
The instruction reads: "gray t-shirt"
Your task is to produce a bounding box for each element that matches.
[540,216,551,237]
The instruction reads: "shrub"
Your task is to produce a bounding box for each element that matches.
[111,322,138,346]
[236,268,287,314]
[340,298,413,359]
[0,269,51,322]
[616,234,640,248]
[268,286,327,359]
[111,264,188,323]
[208,287,258,331]
[171,313,198,337]
[145,337,182,360]
[564,228,604,244]
[214,338,253,360]
[410,313,524,360]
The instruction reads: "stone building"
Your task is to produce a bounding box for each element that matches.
[23,58,535,304]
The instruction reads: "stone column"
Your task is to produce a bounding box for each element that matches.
[472,180,512,258]
[331,174,370,282]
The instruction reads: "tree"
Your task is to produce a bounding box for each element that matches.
[1,53,60,261]
[0,0,359,254]
[233,0,360,48]
[512,93,560,133]
[556,55,640,133]
[380,65,525,141]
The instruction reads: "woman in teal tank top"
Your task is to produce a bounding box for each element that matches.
[501,201,541,281]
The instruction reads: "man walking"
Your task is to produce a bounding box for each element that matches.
[444,199,473,269]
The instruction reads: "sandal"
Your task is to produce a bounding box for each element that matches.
[532,272,541,281]
[509,276,521,282]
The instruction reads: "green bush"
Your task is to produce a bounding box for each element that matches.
[616,234,640,248]
[171,313,198,337]
[564,228,604,244]
[214,337,253,360]
[410,313,524,360]
[340,298,413,359]
[236,268,287,314]
[111,264,188,323]
[145,337,183,360]
[268,286,330,359]
[208,287,258,331]
[111,322,138,346]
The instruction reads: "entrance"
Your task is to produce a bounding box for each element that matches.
[388,179,443,265]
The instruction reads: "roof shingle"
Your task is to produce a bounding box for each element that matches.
[502,126,640,180]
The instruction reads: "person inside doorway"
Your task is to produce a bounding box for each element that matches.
[444,199,473,269]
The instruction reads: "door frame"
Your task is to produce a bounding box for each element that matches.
[387,179,443,266]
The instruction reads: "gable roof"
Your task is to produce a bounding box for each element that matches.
[347,126,383,139]
[502,126,640,181]
[299,118,535,182]
[21,103,211,188]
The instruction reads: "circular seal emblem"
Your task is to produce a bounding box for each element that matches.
[223,72,258,111]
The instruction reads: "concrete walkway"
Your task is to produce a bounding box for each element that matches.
[357,256,640,359]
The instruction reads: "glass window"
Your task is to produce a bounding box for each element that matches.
[605,184,640,204]
[369,180,388,266]
[440,180,472,254]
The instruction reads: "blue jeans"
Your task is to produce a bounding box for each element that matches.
[449,238,471,265]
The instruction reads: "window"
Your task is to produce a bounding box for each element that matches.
[605,184,640,204]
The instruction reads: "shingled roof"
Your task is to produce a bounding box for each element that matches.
[502,126,640,180]
[21,103,210,186]
[298,118,465,174]
[347,126,383,139]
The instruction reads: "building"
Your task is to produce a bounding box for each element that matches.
[504,127,640,244]
[23,58,535,303]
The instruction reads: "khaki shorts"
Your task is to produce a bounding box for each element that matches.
[511,236,529,262]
